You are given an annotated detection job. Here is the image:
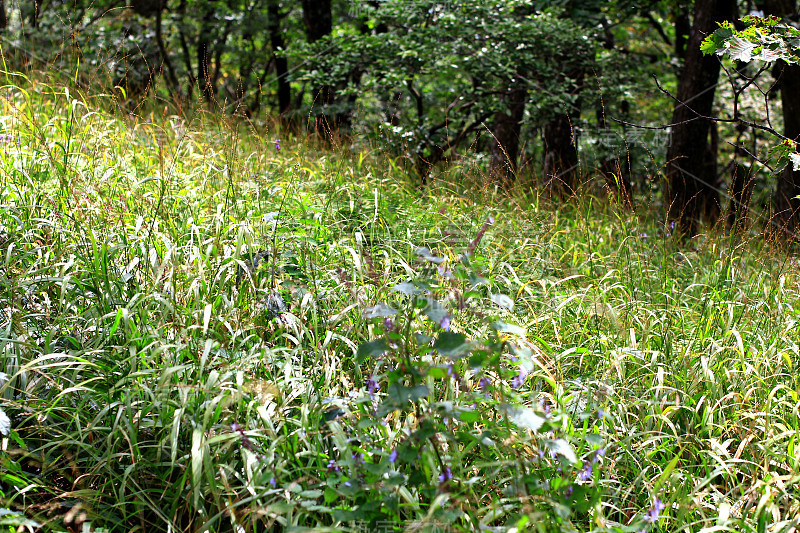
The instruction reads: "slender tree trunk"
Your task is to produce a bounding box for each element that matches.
[0,0,7,31]
[542,112,580,196]
[155,7,180,100]
[31,0,40,28]
[489,82,527,189]
[301,0,335,135]
[763,0,800,238]
[268,0,291,115]
[542,67,583,197]
[196,4,215,103]
[665,0,736,236]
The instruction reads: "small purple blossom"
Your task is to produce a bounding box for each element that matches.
[564,485,573,500]
[389,449,398,463]
[438,466,452,483]
[273,138,281,152]
[437,263,452,278]
[644,498,666,523]
[327,459,341,473]
[366,376,380,395]
[478,376,491,396]
[592,448,605,463]
[440,315,451,331]
[344,480,351,487]
[269,477,277,487]
[577,461,593,481]
[383,317,395,331]
[511,366,529,389]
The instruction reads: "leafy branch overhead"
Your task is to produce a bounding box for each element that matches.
[702,14,800,172]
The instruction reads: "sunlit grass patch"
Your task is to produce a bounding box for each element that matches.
[1,74,799,532]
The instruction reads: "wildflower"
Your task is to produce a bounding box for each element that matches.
[478,376,491,396]
[344,480,351,487]
[577,461,593,481]
[639,232,648,240]
[383,317,394,331]
[269,477,277,487]
[437,263,452,278]
[327,459,341,473]
[438,466,452,483]
[440,315,451,331]
[366,376,380,396]
[597,407,605,419]
[644,498,666,523]
[564,485,574,500]
[0,408,10,436]
[389,449,398,463]
[592,448,606,463]
[511,366,529,389]
[274,138,281,152]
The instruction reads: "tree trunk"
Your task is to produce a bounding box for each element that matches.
[301,0,335,136]
[763,0,800,238]
[196,4,216,103]
[665,0,736,236]
[268,0,291,115]
[542,112,579,196]
[489,83,527,189]
[0,0,7,31]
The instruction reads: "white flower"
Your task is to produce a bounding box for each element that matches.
[789,152,800,171]
[0,408,10,436]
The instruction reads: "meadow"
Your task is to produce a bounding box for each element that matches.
[1,73,800,532]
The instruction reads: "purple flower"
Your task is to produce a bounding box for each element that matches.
[383,317,394,331]
[366,376,380,395]
[389,449,398,463]
[440,315,451,331]
[564,485,573,500]
[478,376,491,393]
[511,367,529,389]
[274,138,281,152]
[644,498,666,523]
[592,448,605,463]
[577,461,593,481]
[437,264,452,278]
[344,480,351,487]
[327,459,341,473]
[438,466,452,483]
[269,477,277,487]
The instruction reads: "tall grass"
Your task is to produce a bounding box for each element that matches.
[1,71,799,532]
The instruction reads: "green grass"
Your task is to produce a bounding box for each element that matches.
[1,72,800,533]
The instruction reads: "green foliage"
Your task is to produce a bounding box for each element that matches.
[2,72,800,532]
[701,15,800,176]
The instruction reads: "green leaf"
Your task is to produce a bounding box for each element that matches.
[387,382,429,405]
[363,302,398,318]
[545,438,578,464]
[423,298,449,325]
[458,409,481,423]
[508,406,545,432]
[434,331,470,357]
[393,281,424,295]
[490,293,514,311]
[357,339,388,362]
[491,321,526,336]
